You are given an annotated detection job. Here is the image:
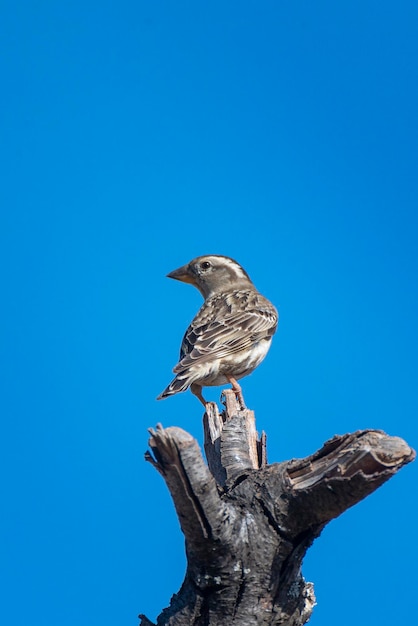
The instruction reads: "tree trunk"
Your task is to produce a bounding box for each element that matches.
[140,391,415,626]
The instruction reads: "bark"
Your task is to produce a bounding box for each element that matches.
[140,390,415,626]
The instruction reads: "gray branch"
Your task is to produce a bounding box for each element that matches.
[141,393,415,626]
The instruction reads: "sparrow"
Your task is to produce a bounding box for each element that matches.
[157,255,278,409]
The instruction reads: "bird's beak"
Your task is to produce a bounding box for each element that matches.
[166,264,195,285]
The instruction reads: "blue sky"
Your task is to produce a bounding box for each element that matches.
[1,1,417,625]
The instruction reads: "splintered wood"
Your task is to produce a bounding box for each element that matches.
[143,395,415,626]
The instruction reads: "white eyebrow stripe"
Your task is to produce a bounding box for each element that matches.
[206,256,248,280]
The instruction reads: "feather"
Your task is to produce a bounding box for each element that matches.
[175,290,277,371]
[157,256,278,406]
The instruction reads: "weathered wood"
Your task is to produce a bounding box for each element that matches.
[203,402,226,485]
[204,391,262,486]
[141,396,415,626]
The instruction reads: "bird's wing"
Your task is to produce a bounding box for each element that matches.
[175,300,277,372]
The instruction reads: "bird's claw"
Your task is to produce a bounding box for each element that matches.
[221,388,246,414]
[236,391,246,411]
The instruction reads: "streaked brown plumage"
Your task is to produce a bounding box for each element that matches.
[157,254,278,408]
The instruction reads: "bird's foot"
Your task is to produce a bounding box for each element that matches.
[191,383,209,407]
[204,400,218,413]
[225,376,246,410]
[221,387,246,415]
[235,390,246,411]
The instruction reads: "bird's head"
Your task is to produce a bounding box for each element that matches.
[167,255,254,299]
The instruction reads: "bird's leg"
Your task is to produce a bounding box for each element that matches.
[226,376,246,410]
[191,383,209,408]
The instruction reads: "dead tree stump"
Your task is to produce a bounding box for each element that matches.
[140,391,415,626]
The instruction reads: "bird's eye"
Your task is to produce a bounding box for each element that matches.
[200,261,211,270]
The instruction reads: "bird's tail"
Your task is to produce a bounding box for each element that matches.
[156,375,190,400]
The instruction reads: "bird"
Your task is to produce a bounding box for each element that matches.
[157,254,278,409]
